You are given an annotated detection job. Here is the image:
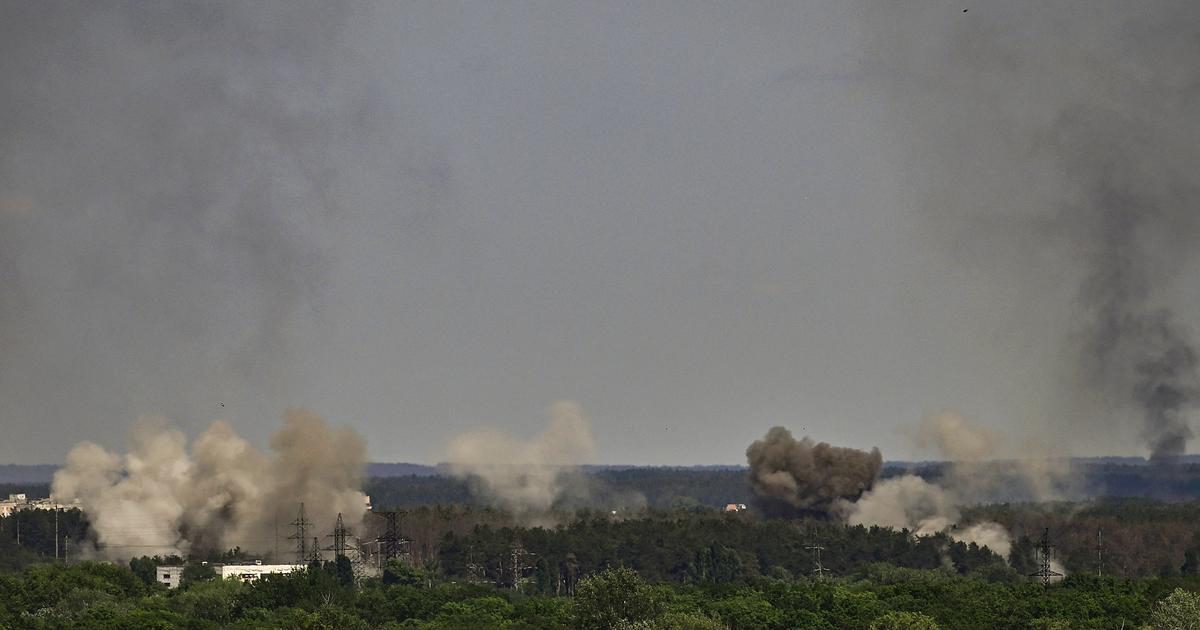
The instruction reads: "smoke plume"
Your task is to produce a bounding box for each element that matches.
[913,411,1077,503]
[52,409,367,560]
[841,474,957,537]
[843,413,1022,558]
[864,3,1200,461]
[745,427,882,517]
[445,401,599,516]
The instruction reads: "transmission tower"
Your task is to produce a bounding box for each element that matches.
[308,537,324,564]
[1029,528,1063,585]
[805,543,830,580]
[1095,529,1105,577]
[288,503,313,564]
[376,511,410,563]
[326,513,350,559]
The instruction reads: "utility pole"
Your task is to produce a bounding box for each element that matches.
[507,540,533,589]
[288,503,312,564]
[805,543,830,580]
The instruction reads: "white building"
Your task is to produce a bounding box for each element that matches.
[155,561,305,589]
[217,563,305,583]
[157,565,186,589]
[0,494,78,518]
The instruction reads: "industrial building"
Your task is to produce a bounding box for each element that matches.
[155,561,305,589]
[0,494,78,518]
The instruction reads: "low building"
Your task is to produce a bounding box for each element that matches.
[217,563,305,583]
[157,565,186,589]
[155,561,305,589]
[0,494,78,518]
[723,503,748,512]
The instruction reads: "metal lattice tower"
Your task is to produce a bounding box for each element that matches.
[308,537,324,564]
[1030,528,1063,586]
[805,543,830,580]
[377,511,410,563]
[1095,528,1105,577]
[326,513,350,559]
[288,503,313,564]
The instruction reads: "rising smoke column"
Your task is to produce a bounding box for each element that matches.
[445,400,598,516]
[863,4,1200,461]
[1057,105,1200,462]
[52,409,368,560]
[745,427,882,518]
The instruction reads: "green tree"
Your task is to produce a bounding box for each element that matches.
[710,591,783,629]
[573,567,664,630]
[870,611,940,630]
[181,562,217,587]
[1149,588,1200,630]
[172,576,245,624]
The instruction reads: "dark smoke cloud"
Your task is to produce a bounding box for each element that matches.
[1068,114,1200,460]
[862,2,1200,460]
[745,427,882,517]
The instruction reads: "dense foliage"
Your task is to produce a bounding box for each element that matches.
[437,515,1007,590]
[1,557,1199,628]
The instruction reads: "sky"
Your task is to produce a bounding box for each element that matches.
[1,1,1197,465]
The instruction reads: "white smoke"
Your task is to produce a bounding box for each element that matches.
[52,409,368,560]
[841,412,1018,561]
[841,474,1014,559]
[445,400,597,516]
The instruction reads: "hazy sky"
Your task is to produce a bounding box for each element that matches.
[2,1,1196,465]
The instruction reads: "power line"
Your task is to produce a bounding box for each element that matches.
[805,542,830,580]
[376,511,409,563]
[325,513,350,559]
[288,503,313,564]
[1030,528,1063,586]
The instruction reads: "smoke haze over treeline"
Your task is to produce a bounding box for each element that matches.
[2,2,1198,466]
[866,2,1200,459]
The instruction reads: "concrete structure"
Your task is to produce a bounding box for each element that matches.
[217,563,305,583]
[155,561,305,589]
[0,494,78,518]
[157,565,186,589]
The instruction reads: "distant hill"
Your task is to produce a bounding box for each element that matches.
[0,462,443,483]
[0,464,57,484]
[366,462,439,477]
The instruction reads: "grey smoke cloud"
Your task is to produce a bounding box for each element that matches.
[445,400,600,517]
[52,409,368,560]
[745,427,882,517]
[7,2,1196,467]
[865,2,1200,460]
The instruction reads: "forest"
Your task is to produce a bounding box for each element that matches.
[7,468,1200,628]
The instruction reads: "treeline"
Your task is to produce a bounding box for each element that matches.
[0,509,89,573]
[438,515,1007,591]
[2,555,1199,628]
[363,468,752,511]
[966,499,1200,578]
